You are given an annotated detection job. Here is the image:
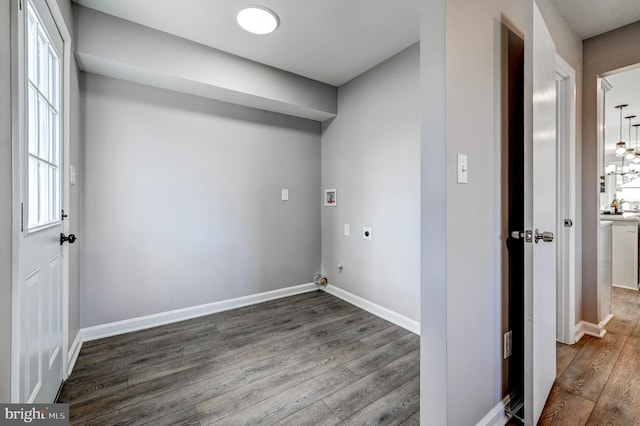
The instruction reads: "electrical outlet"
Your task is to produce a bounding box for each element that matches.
[457,154,468,184]
[504,330,513,359]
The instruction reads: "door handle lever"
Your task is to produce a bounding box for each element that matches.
[510,230,533,243]
[534,229,554,243]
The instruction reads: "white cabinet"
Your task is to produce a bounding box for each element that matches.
[611,221,639,290]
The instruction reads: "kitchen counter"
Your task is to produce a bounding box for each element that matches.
[600,213,640,221]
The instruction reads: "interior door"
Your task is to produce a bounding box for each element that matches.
[524,1,557,424]
[15,0,65,403]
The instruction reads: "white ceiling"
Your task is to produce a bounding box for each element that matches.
[550,0,640,39]
[72,0,420,87]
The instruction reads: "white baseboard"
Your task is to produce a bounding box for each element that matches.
[82,283,317,341]
[575,314,612,341]
[476,394,510,426]
[612,284,639,291]
[321,284,420,335]
[67,331,83,378]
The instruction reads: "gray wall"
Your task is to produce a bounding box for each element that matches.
[50,0,83,361]
[320,44,420,322]
[419,0,583,422]
[81,74,321,327]
[582,21,640,323]
[420,0,525,423]
[67,45,83,350]
[0,0,12,403]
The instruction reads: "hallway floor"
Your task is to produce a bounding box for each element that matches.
[539,287,640,425]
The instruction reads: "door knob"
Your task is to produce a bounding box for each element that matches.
[60,233,77,246]
[534,229,554,244]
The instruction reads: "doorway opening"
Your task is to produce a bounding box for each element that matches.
[502,24,525,424]
[598,65,640,328]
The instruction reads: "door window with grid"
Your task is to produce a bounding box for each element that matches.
[25,1,61,231]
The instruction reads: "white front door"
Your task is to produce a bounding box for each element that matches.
[524,1,557,424]
[14,0,65,403]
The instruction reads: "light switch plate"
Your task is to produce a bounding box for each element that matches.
[344,224,350,236]
[457,154,468,184]
[70,165,77,185]
[281,189,289,201]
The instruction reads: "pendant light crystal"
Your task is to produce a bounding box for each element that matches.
[615,104,629,156]
[634,123,640,164]
[625,115,636,160]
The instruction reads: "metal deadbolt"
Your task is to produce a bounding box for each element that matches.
[60,233,77,246]
[510,231,524,239]
[534,229,554,244]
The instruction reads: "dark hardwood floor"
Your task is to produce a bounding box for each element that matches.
[539,287,640,425]
[58,290,420,425]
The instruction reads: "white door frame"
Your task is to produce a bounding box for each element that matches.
[555,55,577,345]
[10,0,72,402]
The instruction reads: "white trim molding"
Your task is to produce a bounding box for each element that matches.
[67,331,83,378]
[575,314,613,341]
[555,53,577,347]
[82,283,317,341]
[476,394,511,426]
[321,284,420,335]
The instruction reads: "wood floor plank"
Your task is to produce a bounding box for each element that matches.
[556,331,627,402]
[273,400,341,426]
[69,298,369,399]
[193,348,364,423]
[556,342,581,378]
[337,375,419,426]
[60,291,420,425]
[631,321,640,338]
[585,347,640,425]
[68,316,379,422]
[138,406,202,426]
[342,333,419,377]
[125,311,381,387]
[624,335,640,353]
[204,366,356,425]
[538,385,595,426]
[398,411,420,425]
[91,341,371,426]
[199,338,419,425]
[605,316,637,336]
[542,287,640,423]
[322,349,420,421]
[77,292,330,357]
[359,324,411,348]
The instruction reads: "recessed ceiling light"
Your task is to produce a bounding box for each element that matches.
[237,6,279,35]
